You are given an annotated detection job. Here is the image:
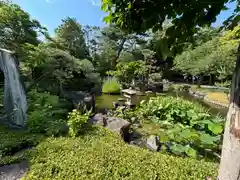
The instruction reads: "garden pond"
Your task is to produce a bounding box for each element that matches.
[96,91,228,117]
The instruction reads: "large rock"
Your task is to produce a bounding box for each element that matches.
[0,161,28,180]
[90,113,131,140]
[90,113,107,126]
[147,84,164,93]
[129,139,147,149]
[146,135,161,151]
[131,117,141,128]
[63,91,95,111]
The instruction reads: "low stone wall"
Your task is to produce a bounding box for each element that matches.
[200,85,228,91]
[203,96,228,108]
[188,90,228,109]
[189,90,206,99]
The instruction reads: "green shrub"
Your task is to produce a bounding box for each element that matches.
[120,96,224,160]
[0,125,43,159]
[102,77,121,94]
[215,81,231,88]
[27,90,69,136]
[0,154,26,165]
[107,61,148,88]
[23,126,218,180]
[148,73,162,85]
[174,84,191,92]
[67,109,92,137]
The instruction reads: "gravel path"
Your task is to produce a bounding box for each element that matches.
[0,161,28,180]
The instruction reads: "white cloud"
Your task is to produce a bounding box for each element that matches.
[45,0,56,3]
[89,0,101,7]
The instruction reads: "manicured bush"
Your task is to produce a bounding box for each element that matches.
[23,126,218,180]
[0,125,43,159]
[27,90,69,136]
[102,77,121,94]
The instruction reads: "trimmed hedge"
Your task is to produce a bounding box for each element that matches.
[0,126,43,165]
[102,77,121,94]
[0,126,42,157]
[23,126,218,180]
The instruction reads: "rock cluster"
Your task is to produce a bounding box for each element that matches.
[90,113,131,141]
[90,114,163,152]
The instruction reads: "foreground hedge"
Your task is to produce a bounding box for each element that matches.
[0,126,42,157]
[23,126,218,180]
[0,126,43,165]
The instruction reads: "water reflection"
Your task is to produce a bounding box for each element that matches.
[169,91,227,118]
[96,91,228,118]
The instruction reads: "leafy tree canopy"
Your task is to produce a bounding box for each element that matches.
[0,1,45,53]
[174,25,239,80]
[53,17,89,59]
[101,0,238,56]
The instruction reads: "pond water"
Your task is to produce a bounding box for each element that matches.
[96,91,228,117]
[171,91,228,117]
[96,93,154,109]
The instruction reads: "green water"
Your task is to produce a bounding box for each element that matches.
[96,93,154,109]
[96,91,227,117]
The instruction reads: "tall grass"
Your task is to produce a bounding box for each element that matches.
[102,77,121,94]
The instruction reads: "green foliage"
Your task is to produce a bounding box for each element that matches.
[174,38,219,76]
[22,126,218,179]
[54,17,89,59]
[148,73,163,86]
[67,109,92,137]
[141,48,163,72]
[108,61,148,87]
[27,90,69,136]
[96,25,148,76]
[21,43,49,70]
[122,96,224,160]
[0,2,45,53]
[0,125,43,158]
[101,0,233,57]
[102,77,121,94]
[215,81,231,89]
[22,44,100,93]
[174,26,237,80]
[192,27,220,47]
[97,25,128,72]
[0,153,27,166]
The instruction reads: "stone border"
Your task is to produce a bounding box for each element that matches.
[189,90,228,108]
[203,96,229,108]
[200,85,228,91]
[189,90,206,99]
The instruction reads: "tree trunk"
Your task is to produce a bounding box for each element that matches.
[112,38,126,68]
[209,74,212,85]
[197,75,202,88]
[218,46,240,180]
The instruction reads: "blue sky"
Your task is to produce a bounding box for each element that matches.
[12,0,106,34]
[12,0,236,35]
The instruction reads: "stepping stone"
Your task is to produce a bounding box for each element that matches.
[0,161,28,180]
